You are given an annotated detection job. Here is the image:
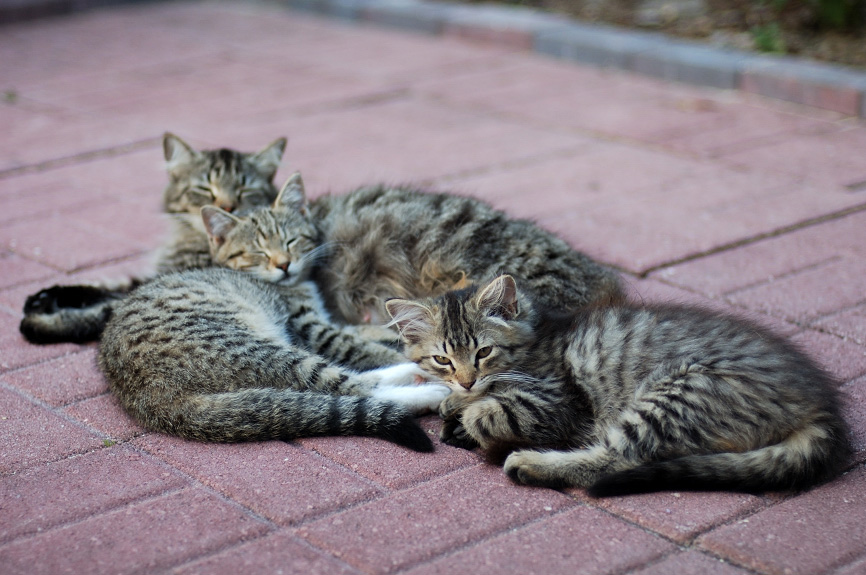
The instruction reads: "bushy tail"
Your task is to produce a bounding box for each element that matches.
[20,285,128,344]
[148,389,434,452]
[589,420,851,497]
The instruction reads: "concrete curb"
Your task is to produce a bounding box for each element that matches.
[3,0,866,117]
[277,0,866,118]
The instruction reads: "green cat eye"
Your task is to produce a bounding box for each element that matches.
[476,346,492,359]
[432,355,452,366]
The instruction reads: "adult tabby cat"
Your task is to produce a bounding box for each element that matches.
[385,275,850,495]
[99,174,448,450]
[20,133,286,343]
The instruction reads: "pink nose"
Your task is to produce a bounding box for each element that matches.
[458,380,474,390]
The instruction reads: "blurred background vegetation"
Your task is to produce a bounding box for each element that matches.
[465,0,866,67]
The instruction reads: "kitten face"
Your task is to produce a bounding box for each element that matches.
[386,275,532,395]
[202,173,319,284]
[163,133,287,215]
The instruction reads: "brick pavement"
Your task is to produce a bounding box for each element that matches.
[1,2,865,574]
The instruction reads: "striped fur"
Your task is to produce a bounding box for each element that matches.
[99,188,450,449]
[386,275,851,494]
[20,133,285,344]
[310,184,624,325]
[22,171,623,345]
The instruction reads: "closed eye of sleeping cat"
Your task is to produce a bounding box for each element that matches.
[20,132,287,344]
[21,143,624,344]
[97,177,451,451]
[386,274,851,496]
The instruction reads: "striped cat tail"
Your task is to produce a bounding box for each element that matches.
[155,389,434,452]
[20,285,125,344]
[588,417,851,497]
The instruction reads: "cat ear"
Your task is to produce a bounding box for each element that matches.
[163,133,199,177]
[385,299,434,344]
[274,172,308,215]
[476,275,519,321]
[250,137,287,180]
[201,206,241,246]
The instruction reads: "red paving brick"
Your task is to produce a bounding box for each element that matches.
[133,434,384,526]
[0,445,186,543]
[0,386,103,473]
[174,530,357,575]
[401,505,674,575]
[1,2,865,574]
[297,464,576,574]
[587,490,767,544]
[298,415,482,489]
[698,465,866,575]
[62,393,147,441]
[628,551,754,575]
[1,348,104,407]
[0,487,270,575]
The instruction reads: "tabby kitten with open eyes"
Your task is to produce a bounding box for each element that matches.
[386,275,850,495]
[20,133,286,343]
[99,174,448,450]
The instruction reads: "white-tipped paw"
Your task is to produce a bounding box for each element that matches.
[367,363,435,387]
[372,383,451,414]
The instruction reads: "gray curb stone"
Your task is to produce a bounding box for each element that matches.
[3,0,865,116]
[279,0,866,118]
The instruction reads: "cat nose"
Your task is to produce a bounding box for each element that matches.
[458,379,475,390]
[276,262,289,273]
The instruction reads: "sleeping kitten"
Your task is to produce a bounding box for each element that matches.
[99,174,448,450]
[386,275,851,494]
[288,181,624,325]
[20,133,286,343]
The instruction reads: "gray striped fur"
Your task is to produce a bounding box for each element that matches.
[386,275,851,494]
[99,186,449,449]
[21,133,285,344]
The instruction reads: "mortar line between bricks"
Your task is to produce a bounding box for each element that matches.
[0,137,162,181]
[127,440,284,530]
[286,456,488,530]
[637,201,866,278]
[388,502,581,575]
[0,485,190,548]
[581,491,784,565]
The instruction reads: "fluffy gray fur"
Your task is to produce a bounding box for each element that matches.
[386,275,851,495]
[99,177,448,450]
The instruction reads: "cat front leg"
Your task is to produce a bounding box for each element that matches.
[504,446,617,489]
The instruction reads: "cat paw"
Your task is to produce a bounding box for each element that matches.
[23,285,113,314]
[438,393,467,420]
[504,450,571,489]
[23,287,61,314]
[440,420,479,450]
[369,363,437,387]
[371,384,451,414]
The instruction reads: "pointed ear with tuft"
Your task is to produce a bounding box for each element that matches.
[251,137,287,180]
[476,275,519,321]
[274,172,308,215]
[163,133,199,178]
[385,299,434,344]
[201,206,241,246]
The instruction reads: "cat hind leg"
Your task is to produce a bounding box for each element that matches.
[504,446,617,489]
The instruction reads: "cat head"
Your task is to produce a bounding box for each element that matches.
[162,132,287,215]
[201,172,320,284]
[385,274,535,394]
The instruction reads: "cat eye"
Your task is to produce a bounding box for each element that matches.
[190,185,215,199]
[432,355,452,366]
[476,347,492,359]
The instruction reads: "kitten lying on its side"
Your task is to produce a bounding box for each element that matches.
[386,275,850,494]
